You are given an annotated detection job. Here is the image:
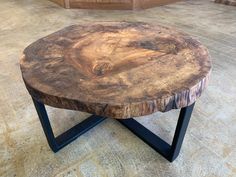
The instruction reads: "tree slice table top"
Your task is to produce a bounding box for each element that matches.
[20,22,211,119]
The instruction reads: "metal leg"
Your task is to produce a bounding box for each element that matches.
[117,103,195,162]
[33,96,194,162]
[32,98,106,152]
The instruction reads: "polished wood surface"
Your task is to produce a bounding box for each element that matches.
[20,22,211,118]
[49,0,182,9]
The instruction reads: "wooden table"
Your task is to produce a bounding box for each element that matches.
[20,22,211,162]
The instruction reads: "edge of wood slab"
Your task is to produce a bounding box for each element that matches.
[22,71,211,118]
[20,22,212,119]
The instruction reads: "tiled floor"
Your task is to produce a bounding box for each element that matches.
[0,0,235,176]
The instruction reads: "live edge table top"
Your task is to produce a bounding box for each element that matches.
[20,22,211,119]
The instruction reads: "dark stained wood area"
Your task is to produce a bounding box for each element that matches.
[20,22,211,119]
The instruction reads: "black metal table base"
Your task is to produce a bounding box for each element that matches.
[32,97,194,162]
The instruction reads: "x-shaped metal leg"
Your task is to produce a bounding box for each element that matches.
[117,103,195,162]
[32,97,194,162]
[32,98,106,152]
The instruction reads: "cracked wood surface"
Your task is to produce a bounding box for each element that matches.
[20,22,211,118]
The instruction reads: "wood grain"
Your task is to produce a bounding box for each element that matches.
[20,22,211,118]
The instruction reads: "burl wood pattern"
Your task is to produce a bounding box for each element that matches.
[20,22,211,119]
[215,0,236,6]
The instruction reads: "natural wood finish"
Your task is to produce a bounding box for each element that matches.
[49,0,182,9]
[20,22,211,119]
[215,0,236,6]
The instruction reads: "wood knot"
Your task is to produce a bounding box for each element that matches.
[93,62,112,76]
